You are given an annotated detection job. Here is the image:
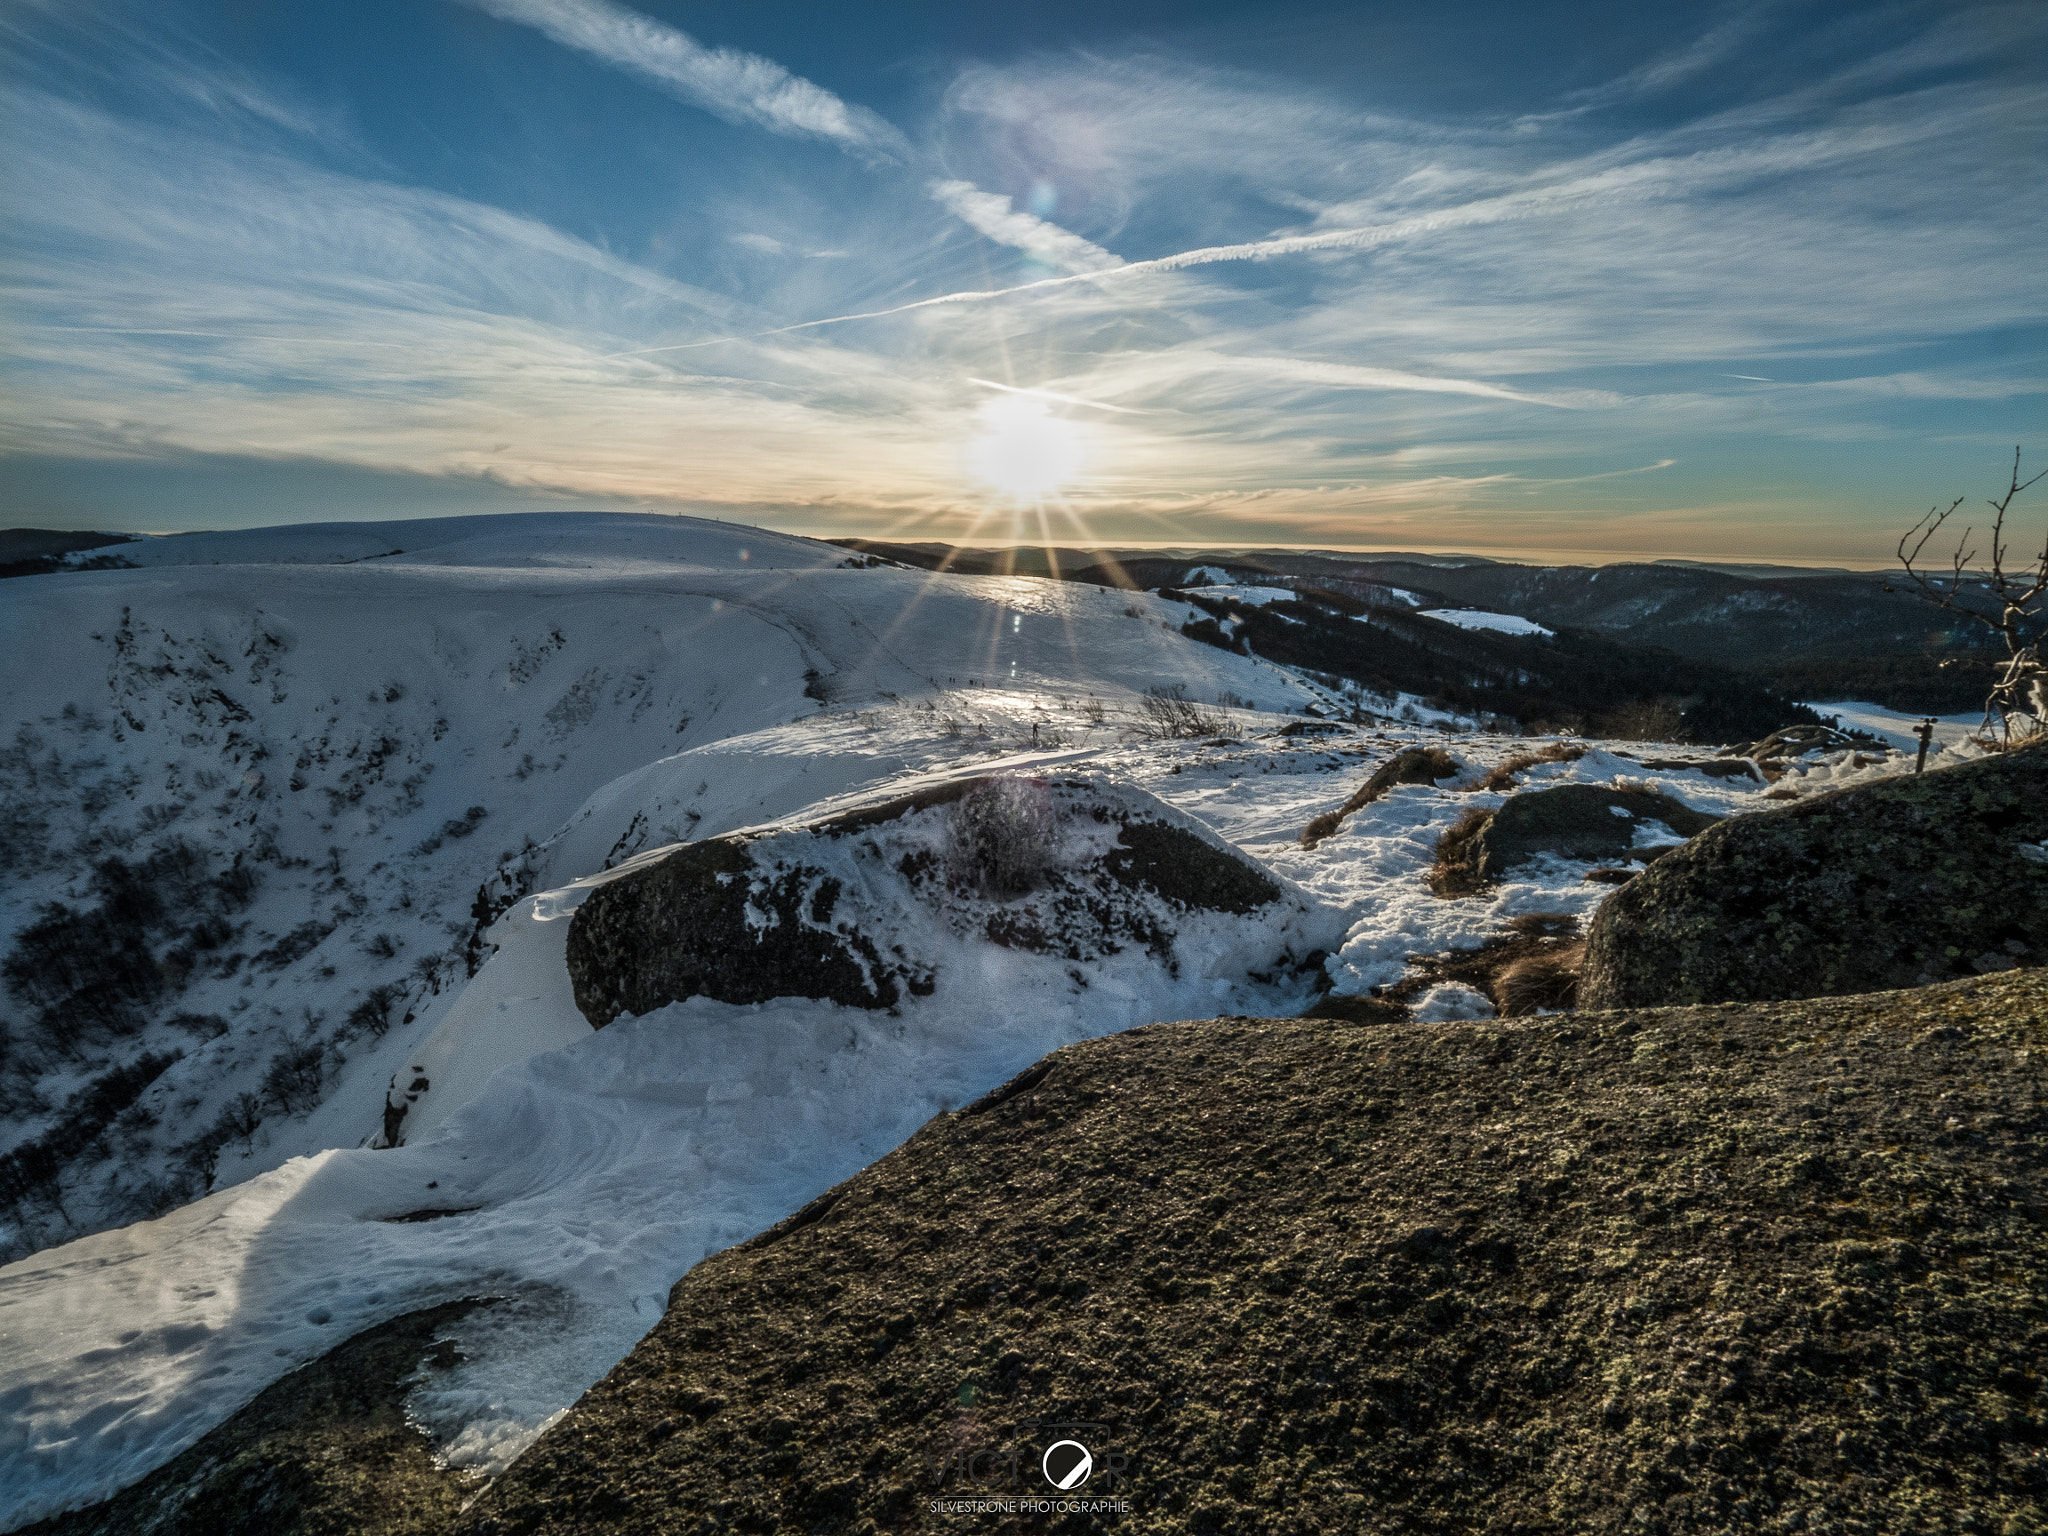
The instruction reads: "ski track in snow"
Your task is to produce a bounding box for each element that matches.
[0,512,1951,1528]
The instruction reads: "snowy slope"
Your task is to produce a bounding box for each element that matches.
[1799,699,1997,751]
[0,512,1942,1529]
[0,512,1326,1268]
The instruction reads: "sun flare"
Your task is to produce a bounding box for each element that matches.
[965,394,1084,503]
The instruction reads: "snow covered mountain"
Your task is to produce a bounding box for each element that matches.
[0,514,1333,1259]
[0,512,1943,1529]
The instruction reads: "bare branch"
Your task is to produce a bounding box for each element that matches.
[1894,496,1978,617]
[1893,448,2046,743]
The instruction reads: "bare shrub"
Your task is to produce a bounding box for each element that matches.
[946,777,1059,899]
[1137,684,1228,740]
[346,982,406,1041]
[1895,446,2046,740]
[174,1091,264,1190]
[217,1091,264,1142]
[0,1050,183,1212]
[260,1042,329,1116]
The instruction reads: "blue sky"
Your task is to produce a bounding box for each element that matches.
[1,0,2042,562]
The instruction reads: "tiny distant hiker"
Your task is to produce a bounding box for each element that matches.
[1032,722,1040,747]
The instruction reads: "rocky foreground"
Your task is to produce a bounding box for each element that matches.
[39,968,2046,1536]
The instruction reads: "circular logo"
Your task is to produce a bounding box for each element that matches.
[1042,1439,1093,1490]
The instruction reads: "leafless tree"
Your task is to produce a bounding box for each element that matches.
[1895,447,2047,740]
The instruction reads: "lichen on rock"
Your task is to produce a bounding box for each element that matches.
[456,969,2048,1536]
[1581,738,2048,1009]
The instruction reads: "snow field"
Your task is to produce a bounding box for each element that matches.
[1418,608,1555,637]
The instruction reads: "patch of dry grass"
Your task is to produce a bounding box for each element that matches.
[1424,805,1494,896]
[1301,745,1461,847]
[1496,941,1586,1015]
[1300,911,1585,1023]
[1473,741,1584,792]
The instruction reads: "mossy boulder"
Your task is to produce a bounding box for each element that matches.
[458,970,2048,1536]
[1440,784,1720,891]
[567,774,1291,1027]
[1581,741,2048,1009]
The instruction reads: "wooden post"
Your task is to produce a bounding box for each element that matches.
[1915,718,1936,774]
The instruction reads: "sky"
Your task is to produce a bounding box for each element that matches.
[0,0,2043,564]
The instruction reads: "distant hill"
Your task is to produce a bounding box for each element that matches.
[0,528,136,579]
[837,541,2016,715]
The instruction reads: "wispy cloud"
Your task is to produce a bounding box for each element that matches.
[1519,9,1772,125]
[451,0,908,160]
[967,378,1144,413]
[5,3,2043,561]
[928,180,1123,273]
[1143,354,1603,410]
[648,103,1999,351]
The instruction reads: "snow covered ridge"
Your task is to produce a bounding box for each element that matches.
[0,720,1783,1526]
[0,512,1327,1270]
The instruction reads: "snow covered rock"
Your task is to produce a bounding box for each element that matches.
[1580,738,2048,1008]
[567,774,1318,1027]
[1436,784,1721,891]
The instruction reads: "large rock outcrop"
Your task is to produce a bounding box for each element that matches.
[455,970,2046,1536]
[1581,741,2048,1010]
[566,774,1308,1027]
[38,971,2048,1535]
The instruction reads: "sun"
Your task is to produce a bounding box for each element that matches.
[965,393,1085,503]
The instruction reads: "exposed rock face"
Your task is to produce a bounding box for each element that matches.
[1581,742,2048,1010]
[566,774,1292,1027]
[458,970,2048,1536]
[1436,784,1720,894]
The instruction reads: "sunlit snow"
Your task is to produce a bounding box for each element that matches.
[1419,608,1554,637]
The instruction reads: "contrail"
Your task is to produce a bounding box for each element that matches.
[600,119,1930,363]
[966,377,1146,414]
[599,198,1552,360]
